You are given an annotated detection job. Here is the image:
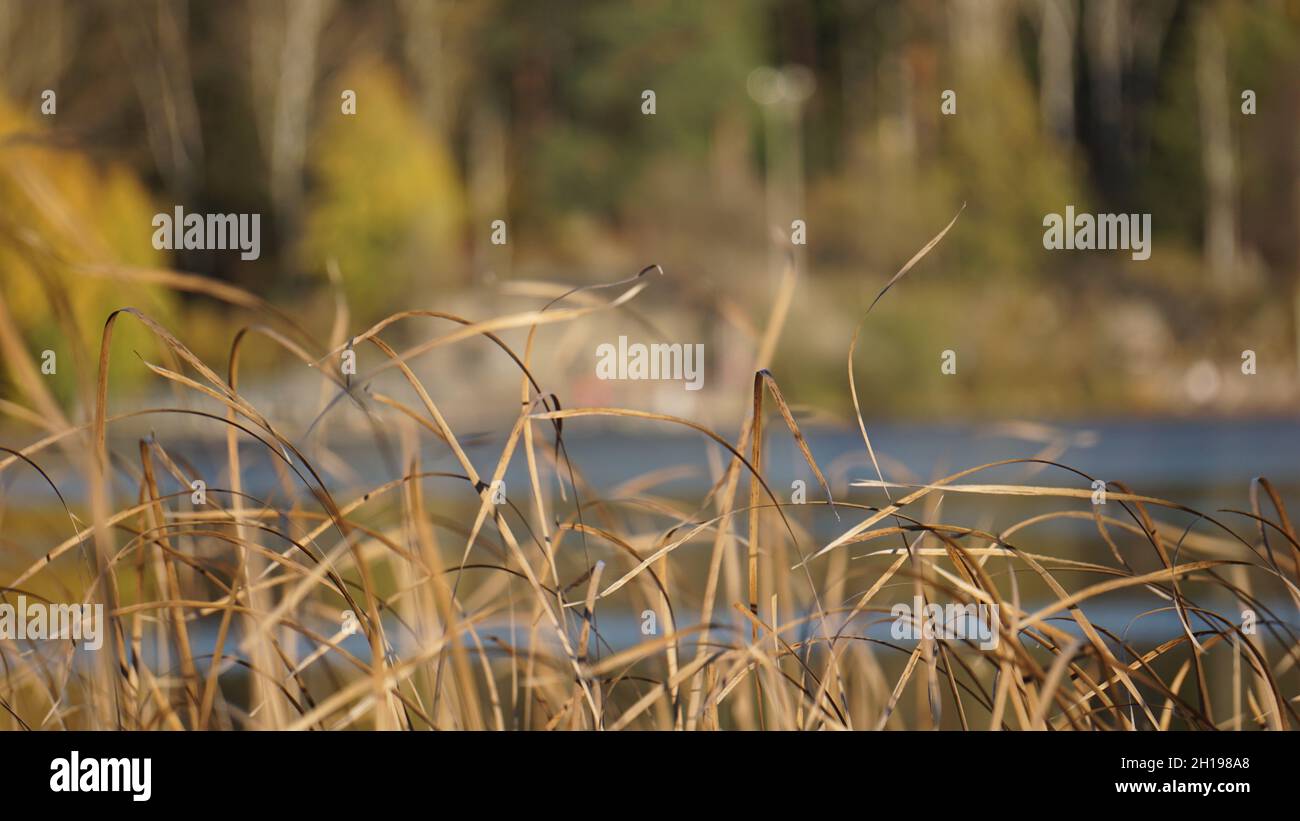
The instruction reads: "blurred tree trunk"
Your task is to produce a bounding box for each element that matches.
[1037,0,1076,141]
[1084,0,1126,194]
[250,0,333,248]
[876,2,915,165]
[112,0,204,204]
[951,0,1008,66]
[468,100,508,285]
[0,0,79,109]
[398,0,448,135]
[1127,1,1177,163]
[1195,2,1238,288]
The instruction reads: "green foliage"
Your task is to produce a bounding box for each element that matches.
[524,0,761,223]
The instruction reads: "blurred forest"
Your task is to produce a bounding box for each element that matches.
[1,0,1299,421]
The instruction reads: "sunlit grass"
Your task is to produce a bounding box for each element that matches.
[0,211,1297,730]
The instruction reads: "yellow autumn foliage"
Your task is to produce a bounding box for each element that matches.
[0,95,174,408]
[300,61,465,323]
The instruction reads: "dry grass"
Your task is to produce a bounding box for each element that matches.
[1,211,1297,731]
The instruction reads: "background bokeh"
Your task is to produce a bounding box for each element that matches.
[1,0,1298,422]
[1,1,1299,736]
